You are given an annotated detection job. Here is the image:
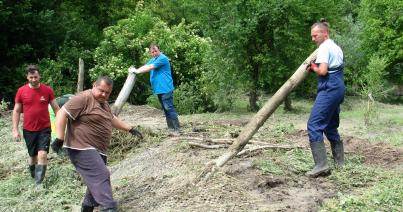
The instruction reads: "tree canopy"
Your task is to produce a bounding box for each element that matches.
[1,0,401,112]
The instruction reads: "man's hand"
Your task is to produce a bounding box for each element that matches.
[51,138,64,154]
[128,66,138,74]
[129,127,143,139]
[12,130,21,142]
[309,63,318,72]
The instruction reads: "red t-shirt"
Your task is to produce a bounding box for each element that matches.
[15,84,55,131]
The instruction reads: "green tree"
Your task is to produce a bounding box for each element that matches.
[90,11,214,113]
[358,0,403,85]
[185,0,349,111]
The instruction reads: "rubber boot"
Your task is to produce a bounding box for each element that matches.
[100,207,117,212]
[29,165,35,178]
[330,140,344,167]
[306,142,330,178]
[81,205,94,212]
[35,165,47,186]
[166,117,174,130]
[171,117,181,132]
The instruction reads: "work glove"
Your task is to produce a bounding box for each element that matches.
[309,63,318,72]
[51,138,64,154]
[129,127,143,139]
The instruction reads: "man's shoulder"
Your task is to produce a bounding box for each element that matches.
[160,53,169,60]
[17,84,29,90]
[39,84,54,92]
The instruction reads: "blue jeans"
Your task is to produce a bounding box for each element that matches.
[158,91,180,130]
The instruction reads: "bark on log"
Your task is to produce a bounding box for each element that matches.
[77,58,85,93]
[213,49,318,168]
[111,72,137,116]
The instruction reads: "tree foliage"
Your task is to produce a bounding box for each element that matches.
[358,0,402,85]
[0,0,401,110]
[90,11,215,113]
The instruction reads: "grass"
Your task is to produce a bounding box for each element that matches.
[0,95,402,211]
[322,171,403,211]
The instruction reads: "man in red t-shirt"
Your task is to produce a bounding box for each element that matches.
[12,64,60,187]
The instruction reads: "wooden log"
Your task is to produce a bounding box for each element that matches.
[77,58,85,93]
[213,49,318,168]
[111,71,137,116]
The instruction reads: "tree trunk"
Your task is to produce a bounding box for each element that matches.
[77,58,85,93]
[111,72,137,116]
[248,89,258,112]
[213,49,318,167]
[284,95,293,111]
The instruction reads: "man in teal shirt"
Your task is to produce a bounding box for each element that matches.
[130,44,180,133]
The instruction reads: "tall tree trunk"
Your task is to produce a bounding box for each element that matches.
[284,95,293,111]
[248,89,258,112]
[111,71,137,116]
[77,58,85,93]
[248,63,260,112]
[212,49,318,168]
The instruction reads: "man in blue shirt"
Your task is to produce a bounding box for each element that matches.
[307,19,345,177]
[130,44,181,133]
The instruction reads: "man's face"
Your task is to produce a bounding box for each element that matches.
[150,46,160,58]
[92,80,112,103]
[27,71,40,88]
[311,26,328,45]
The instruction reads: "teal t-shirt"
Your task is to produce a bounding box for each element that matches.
[147,53,174,94]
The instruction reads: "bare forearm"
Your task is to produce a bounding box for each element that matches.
[111,116,131,131]
[55,109,68,140]
[136,64,154,74]
[12,111,20,131]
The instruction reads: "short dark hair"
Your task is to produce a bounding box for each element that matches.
[26,64,39,75]
[149,43,159,50]
[311,18,329,33]
[95,76,113,87]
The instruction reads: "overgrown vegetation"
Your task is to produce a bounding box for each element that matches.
[0,97,402,211]
[1,0,401,113]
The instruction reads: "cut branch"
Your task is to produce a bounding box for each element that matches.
[188,142,227,149]
[236,144,307,157]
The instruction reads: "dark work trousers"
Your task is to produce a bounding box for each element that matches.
[307,66,345,143]
[67,149,117,208]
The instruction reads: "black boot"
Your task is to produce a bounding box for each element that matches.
[81,205,94,212]
[29,165,35,178]
[35,164,47,186]
[306,142,330,178]
[330,140,344,167]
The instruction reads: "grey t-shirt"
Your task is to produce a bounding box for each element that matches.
[62,89,113,155]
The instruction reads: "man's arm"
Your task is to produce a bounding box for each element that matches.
[12,103,22,140]
[310,63,328,76]
[129,64,155,74]
[55,108,68,140]
[49,99,60,115]
[112,116,143,139]
[111,116,131,131]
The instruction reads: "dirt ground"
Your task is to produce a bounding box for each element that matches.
[111,105,402,211]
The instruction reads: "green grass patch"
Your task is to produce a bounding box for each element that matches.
[328,155,384,188]
[254,159,284,175]
[322,171,403,211]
